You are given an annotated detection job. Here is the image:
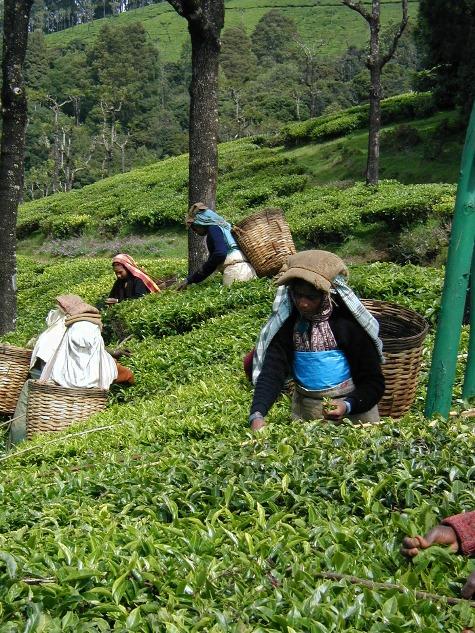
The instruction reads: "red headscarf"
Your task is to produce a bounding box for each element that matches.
[112,254,160,293]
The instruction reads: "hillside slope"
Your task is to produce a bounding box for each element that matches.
[18,95,461,265]
[45,0,419,62]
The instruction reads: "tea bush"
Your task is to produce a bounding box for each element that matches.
[17,102,455,254]
[275,181,455,244]
[0,256,472,630]
[281,92,436,147]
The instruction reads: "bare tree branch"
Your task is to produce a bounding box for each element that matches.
[314,572,475,608]
[380,0,409,67]
[342,0,371,23]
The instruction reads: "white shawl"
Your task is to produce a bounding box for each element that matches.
[40,321,117,390]
[30,308,67,368]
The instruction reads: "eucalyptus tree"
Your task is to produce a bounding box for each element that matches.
[0,0,34,334]
[166,0,224,274]
[342,0,409,185]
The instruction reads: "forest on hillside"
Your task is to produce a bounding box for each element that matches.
[21,2,422,199]
[0,0,472,203]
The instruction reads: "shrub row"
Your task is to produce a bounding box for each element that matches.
[17,141,308,239]
[0,255,472,629]
[281,92,436,147]
[275,181,455,245]
[18,96,451,246]
[5,257,444,348]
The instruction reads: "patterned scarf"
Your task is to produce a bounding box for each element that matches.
[252,282,384,384]
[293,293,337,352]
[112,254,160,293]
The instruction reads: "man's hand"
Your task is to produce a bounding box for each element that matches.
[461,570,475,599]
[402,524,475,602]
[400,525,459,558]
[250,417,266,432]
[323,399,347,421]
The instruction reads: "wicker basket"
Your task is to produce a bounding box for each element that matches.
[361,299,429,418]
[26,381,108,438]
[0,345,32,415]
[232,208,296,278]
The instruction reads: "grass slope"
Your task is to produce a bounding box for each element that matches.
[0,257,473,631]
[287,111,464,186]
[45,0,419,62]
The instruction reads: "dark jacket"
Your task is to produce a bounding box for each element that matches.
[251,306,385,417]
[186,225,228,285]
[109,275,150,302]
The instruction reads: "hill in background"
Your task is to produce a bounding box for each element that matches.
[45,0,419,64]
[23,0,420,196]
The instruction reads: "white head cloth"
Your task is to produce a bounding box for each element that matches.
[30,308,67,368]
[40,321,117,389]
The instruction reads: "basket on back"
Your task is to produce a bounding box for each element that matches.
[26,381,108,439]
[0,345,32,415]
[233,208,296,277]
[361,299,429,419]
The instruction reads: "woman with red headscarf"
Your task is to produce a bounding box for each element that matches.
[106,254,160,304]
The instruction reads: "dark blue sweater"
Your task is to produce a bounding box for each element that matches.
[186,225,228,284]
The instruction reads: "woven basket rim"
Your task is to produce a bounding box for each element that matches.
[361,298,429,348]
[29,380,108,397]
[0,344,32,359]
[233,207,284,230]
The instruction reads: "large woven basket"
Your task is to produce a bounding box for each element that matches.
[361,299,429,418]
[26,381,108,438]
[233,208,296,278]
[0,345,32,415]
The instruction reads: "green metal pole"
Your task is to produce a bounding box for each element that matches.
[425,103,475,418]
[462,249,475,400]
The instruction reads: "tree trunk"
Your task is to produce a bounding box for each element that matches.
[342,0,407,186]
[366,10,381,185]
[0,0,34,335]
[366,64,382,185]
[186,12,223,275]
[166,0,224,276]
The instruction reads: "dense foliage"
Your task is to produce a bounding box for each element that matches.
[18,136,456,266]
[0,256,473,631]
[281,93,436,147]
[417,0,475,115]
[20,1,420,199]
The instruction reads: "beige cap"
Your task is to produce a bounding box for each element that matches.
[277,250,348,292]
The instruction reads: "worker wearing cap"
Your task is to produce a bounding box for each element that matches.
[248,250,385,431]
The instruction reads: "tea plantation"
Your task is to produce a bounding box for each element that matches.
[0,256,473,631]
[17,92,458,267]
